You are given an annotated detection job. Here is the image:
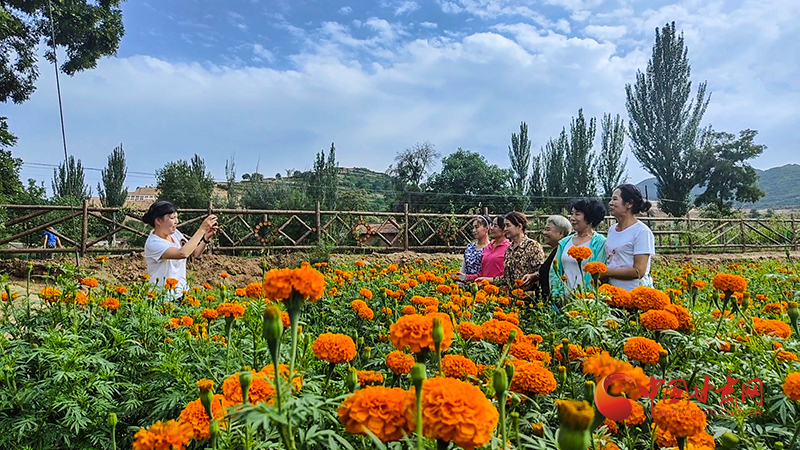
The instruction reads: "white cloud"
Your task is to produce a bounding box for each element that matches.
[583,25,627,41]
[419,21,438,29]
[338,6,352,15]
[394,1,421,16]
[252,44,275,62]
[227,11,248,31]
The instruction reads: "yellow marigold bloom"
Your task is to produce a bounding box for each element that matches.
[557,399,594,430]
[457,321,483,342]
[653,398,707,438]
[338,386,409,442]
[356,370,385,386]
[216,302,245,318]
[623,336,663,365]
[510,341,551,364]
[509,361,557,395]
[480,319,522,345]
[441,354,478,379]
[640,309,680,331]
[196,379,214,393]
[179,394,227,440]
[389,313,454,353]
[359,288,373,300]
[132,420,193,450]
[99,297,119,310]
[629,286,670,311]
[312,333,357,364]
[201,308,219,321]
[752,316,791,338]
[783,372,800,401]
[584,262,607,275]
[385,351,415,375]
[164,278,178,290]
[567,246,592,261]
[404,377,498,450]
[582,351,649,400]
[79,277,99,288]
[711,273,747,293]
[222,370,276,405]
[599,284,631,308]
[381,307,392,315]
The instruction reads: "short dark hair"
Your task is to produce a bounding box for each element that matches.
[504,211,528,230]
[569,198,607,227]
[143,200,178,227]
[494,214,505,230]
[617,184,652,214]
[474,215,491,228]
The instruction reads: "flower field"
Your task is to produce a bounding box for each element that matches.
[1,256,800,450]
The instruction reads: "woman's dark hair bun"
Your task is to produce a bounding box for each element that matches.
[617,184,651,214]
[143,200,177,227]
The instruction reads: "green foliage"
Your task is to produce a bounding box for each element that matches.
[626,21,710,216]
[387,141,440,191]
[98,145,127,208]
[565,109,597,198]
[307,143,340,209]
[52,155,91,204]
[508,121,532,197]
[241,178,311,210]
[694,129,766,215]
[155,155,215,209]
[540,129,568,212]
[597,113,627,202]
[0,148,23,203]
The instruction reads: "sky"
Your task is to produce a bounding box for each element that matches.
[9,0,800,195]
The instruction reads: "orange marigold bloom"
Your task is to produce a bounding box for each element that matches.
[509,361,557,395]
[711,273,747,293]
[201,308,219,321]
[114,286,127,295]
[351,299,368,312]
[164,278,178,290]
[234,288,246,297]
[492,310,520,325]
[79,277,99,288]
[624,400,646,426]
[99,297,119,310]
[567,246,592,261]
[338,386,409,442]
[260,363,303,392]
[583,351,649,400]
[263,266,326,301]
[664,303,693,332]
[482,284,500,295]
[457,321,483,341]
[357,370,385,386]
[510,342,551,364]
[312,333,357,364]
[554,343,586,363]
[389,313,454,353]
[196,379,214,393]
[404,377,498,450]
[777,350,799,363]
[653,398,707,438]
[624,336,663,365]
[629,286,670,311]
[441,354,478,379]
[222,370,276,405]
[480,319,522,345]
[584,262,607,275]
[359,288,373,300]
[358,306,375,320]
[692,280,707,290]
[245,282,263,299]
[752,316,792,338]
[436,284,452,295]
[640,309,680,331]
[385,351,415,375]
[132,420,193,450]
[599,284,632,308]
[179,394,227,440]
[216,302,245,318]
[783,372,800,401]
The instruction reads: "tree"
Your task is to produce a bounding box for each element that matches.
[1,1,125,133]
[508,122,531,196]
[540,129,568,211]
[387,141,439,190]
[528,155,545,208]
[98,145,127,208]
[52,155,91,203]
[0,150,23,203]
[155,155,215,209]
[597,113,628,201]
[626,22,710,216]
[565,108,597,198]
[307,142,339,209]
[425,148,521,213]
[694,129,765,215]
[223,155,238,208]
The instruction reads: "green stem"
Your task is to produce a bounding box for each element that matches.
[416,386,424,450]
[499,392,507,449]
[788,420,800,450]
[111,426,116,450]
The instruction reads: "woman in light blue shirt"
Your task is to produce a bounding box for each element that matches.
[550,198,607,297]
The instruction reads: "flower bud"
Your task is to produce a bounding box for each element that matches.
[505,363,515,382]
[209,420,221,440]
[239,371,253,405]
[262,306,283,362]
[741,292,750,310]
[583,381,595,402]
[432,317,444,347]
[773,442,783,450]
[507,329,517,344]
[357,336,365,347]
[556,400,593,450]
[411,363,427,392]
[531,423,545,438]
[200,388,214,420]
[493,368,508,398]
[720,431,740,449]
[470,283,478,294]
[361,346,372,360]
[351,329,359,345]
[107,412,118,428]
[788,301,799,334]
[658,349,669,371]
[558,366,567,383]
[345,367,359,393]
[260,260,268,272]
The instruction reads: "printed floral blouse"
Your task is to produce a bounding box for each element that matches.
[463,242,484,275]
[495,237,545,289]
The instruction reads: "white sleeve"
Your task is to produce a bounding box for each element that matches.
[144,236,173,261]
[633,225,656,255]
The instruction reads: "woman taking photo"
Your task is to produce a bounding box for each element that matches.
[459,215,491,278]
[143,200,219,297]
[551,198,607,296]
[467,215,510,283]
[600,184,655,290]
[494,211,545,291]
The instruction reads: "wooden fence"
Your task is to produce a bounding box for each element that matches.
[1,201,798,257]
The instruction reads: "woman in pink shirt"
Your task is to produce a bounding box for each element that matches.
[466,215,510,282]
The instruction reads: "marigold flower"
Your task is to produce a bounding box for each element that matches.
[404,377,498,450]
[234,288,246,297]
[624,399,646,426]
[653,398,707,438]
[583,351,649,400]
[510,341,551,364]
[99,297,120,310]
[132,420,193,450]
[567,246,592,261]
[164,278,178,290]
[80,277,99,288]
[480,319,522,345]
[356,370,385,386]
[359,288,373,300]
[312,333,357,364]
[554,343,585,363]
[245,282,263,299]
[262,266,326,301]
[222,370,276,405]
[640,309,680,331]
[692,280,706,290]
[457,321,483,341]
[385,351,415,375]
[629,286,670,311]
[351,299,368,312]
[664,303,693,332]
[216,302,245,318]
[114,286,127,295]
[358,307,375,320]
[776,350,799,363]
[623,336,663,365]
[482,284,500,295]
[509,361,557,395]
[557,399,594,430]
[338,386,409,442]
[441,354,478,379]
[179,394,227,440]
[389,313,454,353]
[711,273,747,293]
[783,372,800,401]
[599,284,631,308]
[201,308,219,321]
[752,317,791,338]
[196,379,214,393]
[584,262,607,275]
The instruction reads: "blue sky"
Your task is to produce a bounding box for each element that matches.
[11,0,800,195]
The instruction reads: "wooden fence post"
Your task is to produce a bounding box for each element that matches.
[81,198,89,257]
[740,217,746,253]
[483,206,489,216]
[792,213,797,251]
[315,201,322,242]
[687,216,693,255]
[404,203,409,252]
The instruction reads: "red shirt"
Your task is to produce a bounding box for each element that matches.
[466,239,510,281]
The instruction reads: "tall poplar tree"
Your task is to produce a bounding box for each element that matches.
[597,113,627,201]
[564,109,597,198]
[508,121,531,196]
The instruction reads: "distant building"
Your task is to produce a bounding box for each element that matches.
[125,186,159,210]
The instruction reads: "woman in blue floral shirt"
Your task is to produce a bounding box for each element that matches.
[459,215,491,279]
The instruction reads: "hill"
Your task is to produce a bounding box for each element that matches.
[635,164,800,210]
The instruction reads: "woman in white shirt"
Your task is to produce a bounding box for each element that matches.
[600,184,656,291]
[143,201,218,297]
